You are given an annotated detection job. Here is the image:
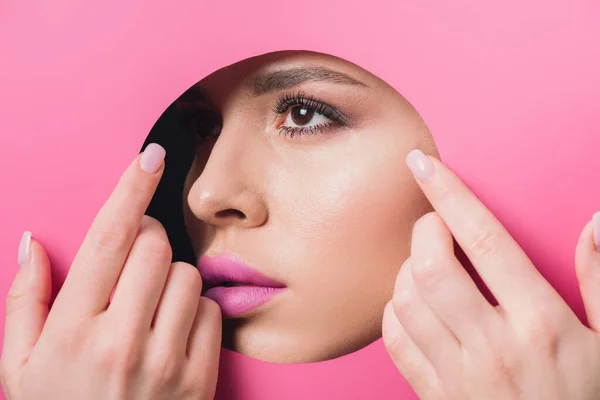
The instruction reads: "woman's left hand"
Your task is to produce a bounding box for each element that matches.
[382,149,600,400]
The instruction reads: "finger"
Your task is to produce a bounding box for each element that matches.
[152,262,202,356]
[405,149,569,318]
[108,216,172,331]
[2,234,52,376]
[391,259,461,375]
[575,212,600,332]
[185,297,221,395]
[410,212,501,349]
[55,144,166,317]
[382,301,441,399]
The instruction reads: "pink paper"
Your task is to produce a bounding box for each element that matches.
[1,1,599,398]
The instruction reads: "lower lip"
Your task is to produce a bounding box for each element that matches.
[203,286,285,318]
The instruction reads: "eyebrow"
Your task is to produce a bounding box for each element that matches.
[176,66,367,105]
[249,67,367,95]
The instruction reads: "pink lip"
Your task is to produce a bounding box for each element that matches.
[197,254,286,318]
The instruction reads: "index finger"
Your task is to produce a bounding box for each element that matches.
[55,143,167,317]
[405,149,566,316]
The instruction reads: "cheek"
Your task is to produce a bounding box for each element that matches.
[269,132,428,298]
[300,162,416,262]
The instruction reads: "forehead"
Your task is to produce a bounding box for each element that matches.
[207,51,369,82]
[178,51,386,104]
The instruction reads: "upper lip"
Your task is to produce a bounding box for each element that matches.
[197,253,286,289]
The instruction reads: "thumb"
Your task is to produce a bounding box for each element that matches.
[574,213,600,332]
[1,232,52,374]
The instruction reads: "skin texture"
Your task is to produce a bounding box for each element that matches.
[1,150,222,400]
[383,151,600,399]
[178,51,440,364]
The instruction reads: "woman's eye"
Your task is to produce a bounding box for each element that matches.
[284,105,331,128]
[194,117,221,137]
[185,111,222,140]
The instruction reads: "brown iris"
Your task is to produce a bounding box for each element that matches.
[290,106,314,126]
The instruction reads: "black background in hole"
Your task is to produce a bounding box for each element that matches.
[140,103,197,266]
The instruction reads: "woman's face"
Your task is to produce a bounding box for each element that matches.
[179,51,438,364]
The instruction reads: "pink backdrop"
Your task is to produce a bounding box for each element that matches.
[1,1,599,398]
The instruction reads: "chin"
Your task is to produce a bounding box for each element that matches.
[220,320,317,364]
[220,319,378,364]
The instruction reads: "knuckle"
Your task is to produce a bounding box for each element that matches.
[141,215,166,235]
[391,291,416,321]
[95,226,131,253]
[468,227,497,257]
[142,235,172,259]
[411,256,447,290]
[120,172,152,203]
[180,382,203,400]
[521,313,561,359]
[432,182,453,205]
[93,330,142,375]
[42,322,90,361]
[471,331,506,370]
[137,222,172,259]
[148,350,181,387]
[382,306,405,357]
[471,323,500,356]
[132,176,154,198]
[468,346,514,397]
[5,285,28,317]
[382,332,404,362]
[184,376,214,400]
[490,352,514,385]
[59,324,88,352]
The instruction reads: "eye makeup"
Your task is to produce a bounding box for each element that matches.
[177,89,354,141]
[272,91,351,139]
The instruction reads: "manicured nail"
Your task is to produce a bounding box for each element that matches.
[18,231,32,267]
[140,143,166,173]
[593,212,600,251]
[405,149,433,182]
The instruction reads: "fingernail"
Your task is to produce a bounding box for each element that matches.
[140,143,166,173]
[593,212,600,251]
[18,231,32,267]
[406,149,433,182]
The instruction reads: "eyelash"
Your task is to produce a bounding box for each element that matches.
[177,91,349,141]
[272,91,349,138]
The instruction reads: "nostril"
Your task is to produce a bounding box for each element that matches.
[215,209,246,220]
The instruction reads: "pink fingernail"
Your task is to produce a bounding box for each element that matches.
[18,231,32,267]
[405,149,433,182]
[593,212,600,251]
[139,143,166,173]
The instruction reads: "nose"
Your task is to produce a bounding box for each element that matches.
[186,134,268,229]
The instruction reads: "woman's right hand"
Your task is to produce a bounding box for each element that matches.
[0,144,222,400]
